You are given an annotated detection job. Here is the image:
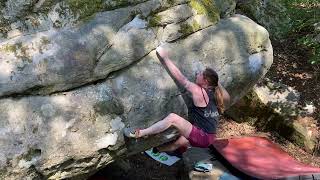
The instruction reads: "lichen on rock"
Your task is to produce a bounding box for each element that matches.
[189,0,220,23]
[178,20,201,36]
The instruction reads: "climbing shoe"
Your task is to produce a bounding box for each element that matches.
[123,127,140,138]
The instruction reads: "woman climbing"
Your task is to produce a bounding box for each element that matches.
[124,45,230,153]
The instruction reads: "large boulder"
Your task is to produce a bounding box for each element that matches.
[0,0,237,97]
[0,0,272,179]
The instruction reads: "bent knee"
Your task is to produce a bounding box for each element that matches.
[167,113,178,119]
[167,113,183,124]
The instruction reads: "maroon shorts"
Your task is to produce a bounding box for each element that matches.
[187,125,216,148]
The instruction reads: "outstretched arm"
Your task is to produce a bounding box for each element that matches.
[156,46,198,93]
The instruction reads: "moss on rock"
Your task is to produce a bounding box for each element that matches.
[94,98,124,115]
[66,0,105,20]
[236,0,260,21]
[40,36,50,46]
[189,0,220,23]
[1,41,34,63]
[148,14,162,27]
[166,0,175,5]
[0,169,6,179]
[178,20,201,36]
[2,43,29,59]
[66,0,133,21]
[214,0,236,17]
[2,44,17,53]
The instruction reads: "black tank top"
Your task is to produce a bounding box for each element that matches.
[189,88,219,134]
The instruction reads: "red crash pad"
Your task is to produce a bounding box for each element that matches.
[212,136,320,179]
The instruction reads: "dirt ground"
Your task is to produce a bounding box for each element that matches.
[89,38,320,179]
[268,38,320,122]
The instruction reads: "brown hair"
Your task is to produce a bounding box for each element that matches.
[203,68,225,114]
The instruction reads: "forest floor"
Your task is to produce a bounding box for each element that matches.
[89,38,320,180]
[268,38,320,124]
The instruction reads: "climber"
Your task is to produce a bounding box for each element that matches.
[124,44,230,154]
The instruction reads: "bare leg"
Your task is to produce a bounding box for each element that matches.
[139,113,193,138]
[158,136,190,152]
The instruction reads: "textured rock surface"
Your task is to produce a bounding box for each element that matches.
[226,79,318,152]
[162,15,273,105]
[0,0,273,179]
[0,0,238,97]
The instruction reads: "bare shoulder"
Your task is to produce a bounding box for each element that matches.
[183,79,210,106]
[184,80,202,96]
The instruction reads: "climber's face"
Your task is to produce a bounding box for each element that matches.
[195,71,207,87]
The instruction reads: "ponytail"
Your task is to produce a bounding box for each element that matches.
[203,67,225,114]
[214,85,225,114]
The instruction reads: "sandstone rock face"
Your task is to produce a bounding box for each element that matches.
[0,0,272,179]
